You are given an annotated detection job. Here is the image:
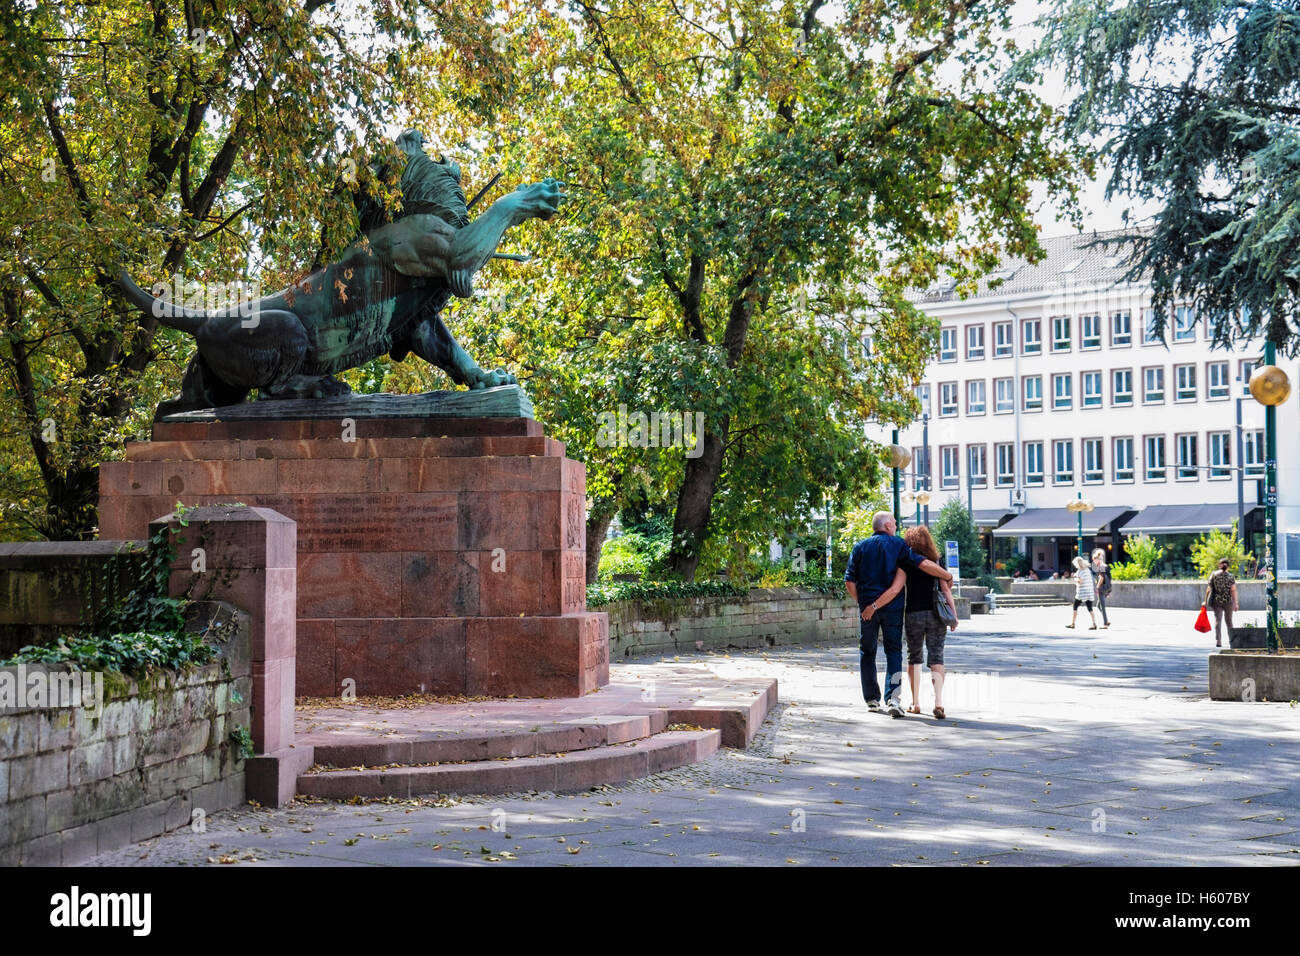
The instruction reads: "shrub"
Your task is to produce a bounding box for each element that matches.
[1119,533,1164,577]
[933,500,986,579]
[1108,562,1148,581]
[586,579,747,608]
[1189,523,1253,578]
[597,529,671,579]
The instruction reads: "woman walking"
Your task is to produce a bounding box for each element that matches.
[1091,548,1112,628]
[1204,558,1239,648]
[1065,555,1099,629]
[901,526,959,719]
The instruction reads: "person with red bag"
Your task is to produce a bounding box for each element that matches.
[1203,558,1239,647]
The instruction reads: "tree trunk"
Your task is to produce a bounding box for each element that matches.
[585,501,618,585]
[667,413,730,582]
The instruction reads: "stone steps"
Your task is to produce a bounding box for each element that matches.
[309,714,657,769]
[996,595,1071,607]
[296,730,722,798]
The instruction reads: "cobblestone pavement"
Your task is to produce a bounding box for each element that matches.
[88,606,1300,867]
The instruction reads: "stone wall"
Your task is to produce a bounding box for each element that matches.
[0,541,148,657]
[0,606,251,866]
[604,588,858,658]
[1010,579,1300,610]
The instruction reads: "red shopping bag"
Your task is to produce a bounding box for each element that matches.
[1194,604,1212,633]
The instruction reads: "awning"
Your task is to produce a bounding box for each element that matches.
[991,506,1135,537]
[972,509,1014,529]
[1124,503,1257,535]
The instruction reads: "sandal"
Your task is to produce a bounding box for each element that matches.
[1065,624,1075,628]
[933,706,946,720]
[1088,625,1098,630]
[907,705,921,715]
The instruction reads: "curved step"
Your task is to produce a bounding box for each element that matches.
[296,729,722,798]
[306,714,660,768]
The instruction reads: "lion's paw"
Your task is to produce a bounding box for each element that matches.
[466,366,518,390]
[514,178,566,221]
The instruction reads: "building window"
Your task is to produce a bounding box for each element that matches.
[1022,318,1042,355]
[914,383,931,416]
[1052,372,1073,410]
[1173,305,1196,342]
[1024,441,1044,486]
[1082,438,1103,483]
[967,379,986,415]
[1240,357,1260,384]
[995,443,1015,487]
[994,377,1014,414]
[968,444,988,488]
[1141,307,1163,344]
[1207,361,1230,400]
[939,382,958,417]
[1145,435,1166,481]
[1080,313,1102,350]
[1051,315,1071,352]
[940,328,957,362]
[1176,433,1199,480]
[1209,432,1232,480]
[1112,368,1133,406]
[1053,439,1074,484]
[1023,375,1043,412]
[1174,363,1197,401]
[912,447,930,490]
[1111,311,1132,347]
[993,321,1014,358]
[1143,366,1165,403]
[941,445,960,490]
[1113,436,1135,482]
[966,324,985,360]
[1082,371,1103,408]
[1244,430,1264,477]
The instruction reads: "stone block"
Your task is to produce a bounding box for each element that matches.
[298,552,402,619]
[21,831,62,866]
[96,811,133,855]
[9,751,69,800]
[70,740,115,784]
[334,619,467,697]
[60,822,100,865]
[295,620,336,698]
[400,551,479,618]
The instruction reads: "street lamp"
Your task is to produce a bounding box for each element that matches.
[888,440,912,527]
[1249,351,1291,653]
[1066,493,1095,560]
[902,489,932,528]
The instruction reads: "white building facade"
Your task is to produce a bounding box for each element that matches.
[886,232,1300,578]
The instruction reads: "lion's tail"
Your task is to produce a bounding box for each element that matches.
[116,270,207,334]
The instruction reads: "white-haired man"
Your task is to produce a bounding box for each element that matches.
[845,511,953,717]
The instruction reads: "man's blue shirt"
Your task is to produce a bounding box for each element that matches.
[844,532,930,612]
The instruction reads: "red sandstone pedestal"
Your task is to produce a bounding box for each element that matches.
[99,412,609,699]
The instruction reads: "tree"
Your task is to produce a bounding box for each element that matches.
[933,499,985,579]
[408,0,1084,580]
[0,0,478,538]
[1030,0,1300,352]
[1190,521,1254,577]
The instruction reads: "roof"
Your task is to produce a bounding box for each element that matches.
[1124,503,1257,535]
[910,229,1150,305]
[991,506,1137,537]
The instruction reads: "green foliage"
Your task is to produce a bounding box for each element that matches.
[1108,562,1148,581]
[933,500,986,579]
[1031,0,1300,352]
[596,530,670,580]
[4,503,206,674]
[6,629,214,675]
[1190,524,1254,578]
[785,572,847,599]
[586,579,748,608]
[229,726,254,761]
[1116,533,1166,579]
[413,1,1083,579]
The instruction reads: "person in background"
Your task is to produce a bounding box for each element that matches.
[1205,558,1239,648]
[1091,548,1112,629]
[1065,555,1099,629]
[845,511,953,718]
[900,525,958,719]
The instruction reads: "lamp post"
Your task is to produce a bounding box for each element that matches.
[921,413,931,526]
[1066,493,1095,560]
[1249,349,1291,652]
[888,440,911,528]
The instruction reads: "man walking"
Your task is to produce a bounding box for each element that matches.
[845,511,954,717]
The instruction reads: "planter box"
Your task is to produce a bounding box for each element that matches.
[1209,650,1300,701]
[1228,627,1300,650]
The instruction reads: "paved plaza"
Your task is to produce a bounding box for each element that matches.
[88,606,1300,867]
